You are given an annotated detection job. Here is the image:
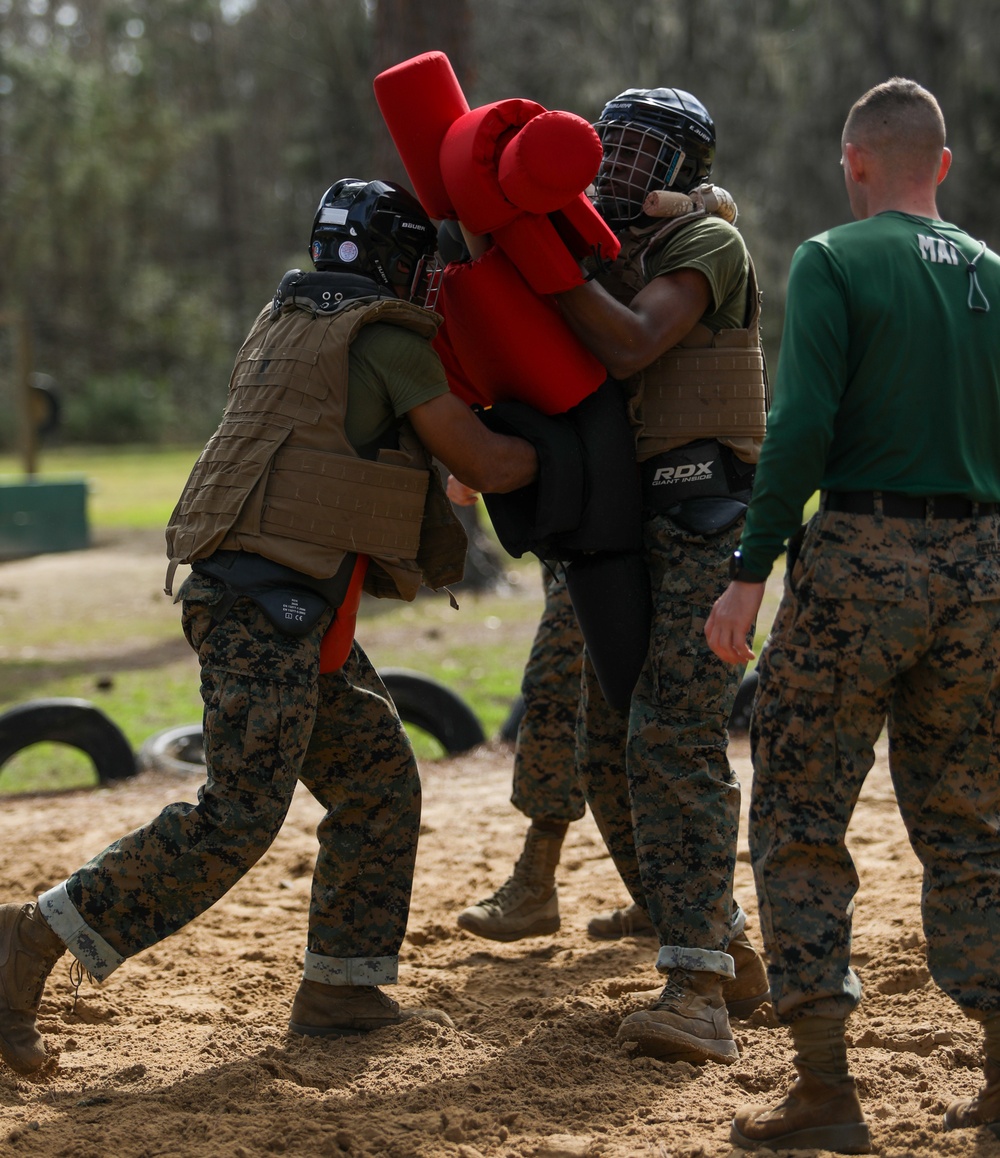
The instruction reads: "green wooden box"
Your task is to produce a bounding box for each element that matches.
[0,477,90,559]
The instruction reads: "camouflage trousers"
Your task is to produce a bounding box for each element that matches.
[578,513,746,978]
[751,509,1000,1021]
[39,572,421,986]
[511,564,587,824]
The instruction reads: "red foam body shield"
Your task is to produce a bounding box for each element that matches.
[374,52,619,415]
[436,248,606,414]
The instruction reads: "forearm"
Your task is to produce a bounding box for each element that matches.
[554,267,712,379]
[451,434,538,495]
[407,392,538,495]
[555,282,647,378]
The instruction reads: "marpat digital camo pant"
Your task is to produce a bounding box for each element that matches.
[578,513,746,978]
[40,572,421,987]
[751,509,1000,1021]
[511,564,587,824]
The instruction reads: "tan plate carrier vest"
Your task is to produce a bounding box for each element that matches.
[600,212,769,465]
[165,294,467,602]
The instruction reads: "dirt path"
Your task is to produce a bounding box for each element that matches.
[0,536,997,1157]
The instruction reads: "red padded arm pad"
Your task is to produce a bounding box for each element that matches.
[373,51,469,220]
[550,192,621,265]
[497,110,604,214]
[436,247,606,415]
[491,193,621,295]
[440,99,545,234]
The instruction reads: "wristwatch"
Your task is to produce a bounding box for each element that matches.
[728,549,768,584]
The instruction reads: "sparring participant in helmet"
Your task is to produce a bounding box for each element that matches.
[0,177,538,1076]
[309,177,438,302]
[458,84,770,1068]
[592,87,716,228]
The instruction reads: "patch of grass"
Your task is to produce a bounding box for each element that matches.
[0,444,816,791]
[0,445,201,529]
[0,659,204,796]
[0,444,538,791]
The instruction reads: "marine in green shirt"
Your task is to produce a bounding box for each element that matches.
[738,209,1000,577]
[705,78,1000,1155]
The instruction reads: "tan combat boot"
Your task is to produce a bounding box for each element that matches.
[456,823,564,942]
[0,902,66,1075]
[616,968,738,1065]
[725,929,770,1019]
[288,980,454,1037]
[731,1067,871,1153]
[588,905,768,1018]
[945,1058,1000,1130]
[587,900,656,939]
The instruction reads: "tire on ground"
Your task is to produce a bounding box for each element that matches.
[728,669,759,733]
[497,694,525,744]
[0,698,136,785]
[135,669,487,771]
[136,723,205,776]
[379,668,485,755]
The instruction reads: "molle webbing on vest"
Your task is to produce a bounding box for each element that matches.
[600,215,768,462]
[635,331,768,461]
[258,445,428,557]
[165,291,461,598]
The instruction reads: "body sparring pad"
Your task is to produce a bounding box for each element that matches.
[475,403,585,558]
[477,378,642,560]
[564,550,652,713]
[372,51,469,219]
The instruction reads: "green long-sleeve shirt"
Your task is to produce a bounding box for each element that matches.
[739,210,1000,578]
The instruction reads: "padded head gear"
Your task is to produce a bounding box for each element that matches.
[593,88,716,227]
[309,178,438,301]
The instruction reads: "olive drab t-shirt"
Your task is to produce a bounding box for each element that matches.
[346,321,450,452]
[645,216,749,332]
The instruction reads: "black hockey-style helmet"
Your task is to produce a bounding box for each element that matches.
[309,178,438,300]
[592,88,716,228]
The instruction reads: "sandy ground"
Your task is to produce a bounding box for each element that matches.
[1,536,999,1157]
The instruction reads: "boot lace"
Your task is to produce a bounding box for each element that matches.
[651,972,694,1012]
[477,873,533,916]
[68,957,97,1015]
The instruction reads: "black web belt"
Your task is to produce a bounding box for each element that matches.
[822,491,998,519]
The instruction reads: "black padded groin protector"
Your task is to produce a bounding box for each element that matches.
[564,550,652,713]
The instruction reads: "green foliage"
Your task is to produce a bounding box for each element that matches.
[60,374,177,445]
[0,1,998,441]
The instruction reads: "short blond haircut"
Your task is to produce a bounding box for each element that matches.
[844,78,946,172]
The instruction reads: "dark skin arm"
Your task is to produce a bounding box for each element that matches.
[555,267,712,378]
[407,392,538,494]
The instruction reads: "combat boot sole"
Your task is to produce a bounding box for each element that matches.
[616,1010,738,1065]
[456,909,560,943]
[730,1118,871,1153]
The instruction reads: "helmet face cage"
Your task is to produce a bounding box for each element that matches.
[592,88,715,228]
[310,180,438,302]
